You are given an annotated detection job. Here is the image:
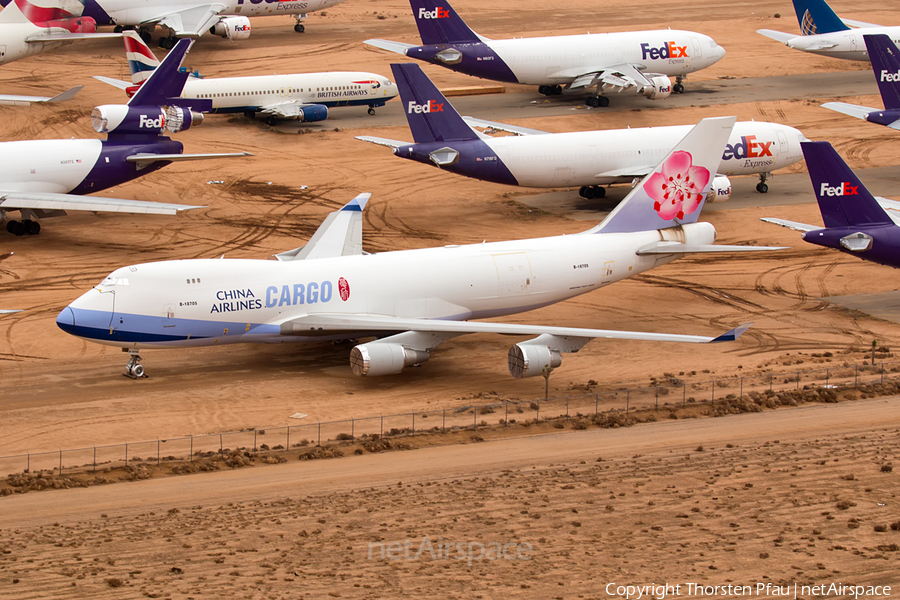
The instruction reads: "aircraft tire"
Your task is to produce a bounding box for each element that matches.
[367,107,376,116]
[598,96,610,107]
[595,186,606,199]
[7,221,25,236]
[756,182,769,194]
[673,83,685,94]
[24,220,40,235]
[265,116,277,126]
[113,25,123,33]
[585,96,599,108]
[553,85,563,95]
[294,23,305,33]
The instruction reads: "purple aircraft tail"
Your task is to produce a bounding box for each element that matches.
[391,63,478,143]
[408,0,481,45]
[128,38,210,112]
[864,34,900,111]
[803,141,892,228]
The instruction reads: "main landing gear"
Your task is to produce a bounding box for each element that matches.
[158,33,178,49]
[5,220,40,236]
[579,185,606,199]
[673,76,685,94]
[367,106,376,116]
[294,14,307,33]
[538,85,562,96]
[124,349,146,379]
[757,172,770,194]
[585,95,609,108]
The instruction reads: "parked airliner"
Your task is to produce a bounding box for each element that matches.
[823,34,900,130]
[0,0,346,48]
[1,38,250,236]
[95,32,398,123]
[57,117,780,379]
[365,0,725,107]
[357,64,805,198]
[763,141,900,268]
[758,0,900,61]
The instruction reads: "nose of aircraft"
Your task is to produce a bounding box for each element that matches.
[711,43,726,64]
[56,306,75,334]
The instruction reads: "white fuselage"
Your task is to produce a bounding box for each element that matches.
[0,139,102,193]
[785,27,900,60]
[62,222,717,348]
[490,122,805,187]
[492,30,725,85]
[183,72,397,112]
[96,0,344,25]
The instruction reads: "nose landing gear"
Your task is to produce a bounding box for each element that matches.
[367,106,376,116]
[757,172,770,194]
[124,349,146,379]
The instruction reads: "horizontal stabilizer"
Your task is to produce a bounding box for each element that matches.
[279,313,753,345]
[875,197,900,225]
[364,39,415,55]
[0,86,83,106]
[760,217,819,232]
[594,165,654,179]
[821,101,880,121]
[93,76,132,91]
[26,32,121,43]
[0,310,23,314]
[636,241,787,255]
[757,29,796,43]
[841,18,882,28]
[462,116,550,136]
[126,152,253,166]
[710,323,753,343]
[0,192,204,215]
[276,193,371,261]
[355,136,408,149]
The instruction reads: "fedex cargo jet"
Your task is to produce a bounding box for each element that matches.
[365,0,725,107]
[823,34,900,130]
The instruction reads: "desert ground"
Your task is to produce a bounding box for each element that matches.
[1,0,899,596]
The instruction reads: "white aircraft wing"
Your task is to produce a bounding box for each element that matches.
[822,102,900,129]
[875,196,900,225]
[594,165,655,179]
[25,32,121,42]
[355,136,409,149]
[126,151,253,166]
[364,39,417,55]
[549,64,653,93]
[94,75,132,91]
[0,192,204,215]
[841,18,883,29]
[0,86,82,106]
[0,310,23,314]
[280,313,753,345]
[637,241,788,255]
[757,29,797,43]
[760,217,819,232]
[462,116,550,136]
[143,4,226,37]
[258,101,322,119]
[273,193,370,261]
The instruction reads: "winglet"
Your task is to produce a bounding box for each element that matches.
[46,86,83,103]
[590,116,736,234]
[710,322,753,343]
[391,63,479,143]
[864,34,900,111]
[341,193,370,212]
[791,0,849,35]
[409,0,482,44]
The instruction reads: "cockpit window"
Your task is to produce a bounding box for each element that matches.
[101,276,129,286]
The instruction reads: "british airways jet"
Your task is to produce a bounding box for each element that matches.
[823,34,900,130]
[57,116,780,379]
[0,0,346,48]
[758,0,900,61]
[357,64,805,198]
[762,141,900,268]
[365,0,725,107]
[95,32,398,124]
[0,38,250,236]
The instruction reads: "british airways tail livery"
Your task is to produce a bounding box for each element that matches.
[357,64,805,198]
[95,31,399,124]
[365,0,725,107]
[822,34,900,130]
[58,116,781,380]
[758,0,900,61]
[0,38,251,236]
[762,141,900,268]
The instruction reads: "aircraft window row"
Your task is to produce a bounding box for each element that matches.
[195,85,365,99]
[186,278,201,284]
[315,85,363,91]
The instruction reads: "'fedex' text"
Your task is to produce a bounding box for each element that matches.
[418,7,450,19]
[640,41,688,61]
[722,135,773,160]
[408,100,444,114]
[820,182,859,197]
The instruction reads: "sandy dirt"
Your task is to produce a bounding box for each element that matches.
[1,0,900,596]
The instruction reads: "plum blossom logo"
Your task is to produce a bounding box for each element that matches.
[646,150,710,221]
[338,277,350,302]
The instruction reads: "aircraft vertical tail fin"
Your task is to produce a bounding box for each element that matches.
[126,37,204,111]
[408,0,482,45]
[391,63,479,144]
[864,34,900,110]
[802,141,892,228]
[590,116,735,234]
[123,31,160,85]
[791,0,849,35]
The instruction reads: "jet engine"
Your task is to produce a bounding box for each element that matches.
[349,342,431,376]
[298,105,328,123]
[507,343,562,379]
[641,75,672,100]
[210,16,251,41]
[707,175,732,202]
[91,105,203,135]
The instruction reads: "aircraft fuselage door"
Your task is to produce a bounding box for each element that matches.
[850,34,858,52]
[493,252,533,296]
[776,129,788,154]
[162,303,176,328]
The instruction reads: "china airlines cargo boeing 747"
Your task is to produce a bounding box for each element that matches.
[365,0,725,107]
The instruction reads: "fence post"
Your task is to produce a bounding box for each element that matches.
[190,435,194,462]
[26,452,29,474]
[626,390,630,414]
[566,395,570,419]
[826,368,829,388]
[93,445,96,474]
[882,362,885,384]
[125,442,128,465]
[254,430,257,451]
[682,384,686,408]
[595,393,599,415]
[473,408,477,431]
[317,421,321,447]
[412,413,416,437]
[442,408,445,434]
[769,373,773,392]
[157,438,160,467]
[740,377,743,398]
[855,364,858,388]
[505,400,508,427]
[655,385,659,411]
[351,418,355,441]
[286,427,290,450]
[536,399,540,423]
[59,449,62,474]
[711,379,715,405]
[219,433,223,454]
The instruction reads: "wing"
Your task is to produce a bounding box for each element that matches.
[93,75,132,91]
[636,241,788,255]
[355,136,409,149]
[273,194,370,261]
[258,101,320,119]
[760,217,820,232]
[364,39,416,55]
[279,313,753,345]
[548,64,654,94]
[0,192,204,215]
[126,151,253,166]
[0,86,82,106]
[822,101,900,130]
[25,32,121,42]
[757,29,797,43]
[875,196,900,225]
[594,165,655,180]
[462,116,550,136]
[0,310,23,314]
[142,4,226,37]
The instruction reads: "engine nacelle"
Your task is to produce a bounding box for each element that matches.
[507,343,562,379]
[707,175,732,202]
[349,343,431,377]
[164,106,203,133]
[298,105,328,123]
[91,105,167,134]
[210,16,251,41]
[641,75,672,100]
